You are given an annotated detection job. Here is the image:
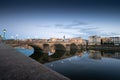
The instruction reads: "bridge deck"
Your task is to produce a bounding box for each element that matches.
[0,43,70,80]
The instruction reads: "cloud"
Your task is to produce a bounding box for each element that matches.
[36,25,51,28]
[80,26,98,31]
[54,21,88,29]
[77,26,101,36]
[66,21,88,27]
[99,31,120,37]
[55,24,64,27]
[35,20,120,39]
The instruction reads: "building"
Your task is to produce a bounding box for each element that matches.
[49,38,57,42]
[101,37,120,46]
[101,37,113,45]
[110,37,120,46]
[69,37,86,45]
[88,35,101,45]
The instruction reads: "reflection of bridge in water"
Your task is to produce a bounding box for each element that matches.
[28,42,85,63]
[30,49,84,64]
[9,41,120,63]
[8,41,86,63]
[30,49,120,64]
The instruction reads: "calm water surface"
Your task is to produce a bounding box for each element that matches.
[15,47,34,56]
[16,48,120,80]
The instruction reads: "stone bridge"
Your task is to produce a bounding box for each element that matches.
[29,42,85,53]
[7,41,86,63]
[27,42,85,63]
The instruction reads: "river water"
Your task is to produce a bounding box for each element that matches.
[16,48,120,80]
[16,47,34,56]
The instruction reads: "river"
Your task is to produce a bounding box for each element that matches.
[16,48,120,80]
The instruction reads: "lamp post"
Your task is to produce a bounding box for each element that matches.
[16,34,18,40]
[63,35,65,42]
[16,34,19,44]
[3,29,7,40]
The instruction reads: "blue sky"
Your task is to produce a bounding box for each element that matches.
[0,0,120,39]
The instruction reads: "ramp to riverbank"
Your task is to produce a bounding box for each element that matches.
[0,43,70,80]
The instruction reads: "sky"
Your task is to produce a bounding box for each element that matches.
[0,0,120,39]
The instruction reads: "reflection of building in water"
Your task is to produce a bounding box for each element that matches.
[102,51,120,59]
[75,50,83,57]
[88,35,101,45]
[114,52,120,59]
[89,50,102,59]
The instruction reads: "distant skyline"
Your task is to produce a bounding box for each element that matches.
[0,0,120,39]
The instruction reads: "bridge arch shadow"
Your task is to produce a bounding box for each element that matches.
[29,45,44,60]
[70,43,78,55]
[43,44,50,53]
[50,44,66,58]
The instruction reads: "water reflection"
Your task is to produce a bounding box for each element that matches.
[50,50,66,58]
[88,50,102,59]
[16,48,120,80]
[30,49,120,64]
[17,46,120,63]
[15,47,34,56]
[44,50,120,80]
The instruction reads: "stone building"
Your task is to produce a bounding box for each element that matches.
[101,37,120,46]
[88,35,101,45]
[69,37,86,45]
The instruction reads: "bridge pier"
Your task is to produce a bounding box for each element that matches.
[66,44,71,51]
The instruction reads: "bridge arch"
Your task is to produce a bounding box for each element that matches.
[54,44,66,51]
[29,45,44,60]
[70,43,78,55]
[70,43,78,50]
[43,44,50,53]
[43,44,49,47]
[50,44,66,58]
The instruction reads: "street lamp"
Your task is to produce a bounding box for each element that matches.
[15,34,19,44]
[16,34,19,40]
[3,29,7,40]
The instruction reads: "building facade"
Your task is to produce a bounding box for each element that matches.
[101,37,120,46]
[101,37,112,44]
[110,37,120,45]
[88,35,101,45]
[69,37,86,45]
